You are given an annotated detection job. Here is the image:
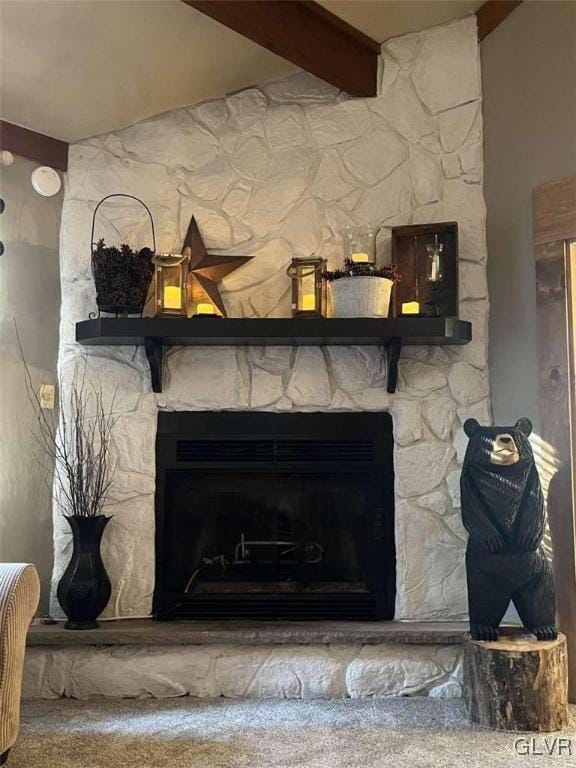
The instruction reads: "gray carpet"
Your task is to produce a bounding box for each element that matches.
[11,698,576,768]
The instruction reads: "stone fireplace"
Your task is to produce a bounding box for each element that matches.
[51,15,490,626]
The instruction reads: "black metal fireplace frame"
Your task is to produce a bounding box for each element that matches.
[153,411,395,621]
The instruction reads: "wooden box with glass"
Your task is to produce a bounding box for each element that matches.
[391,222,459,318]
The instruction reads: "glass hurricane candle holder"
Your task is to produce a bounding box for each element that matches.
[426,234,444,282]
[342,225,380,266]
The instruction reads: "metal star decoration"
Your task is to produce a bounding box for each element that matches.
[182,216,253,317]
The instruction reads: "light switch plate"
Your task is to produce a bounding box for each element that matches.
[40,384,55,410]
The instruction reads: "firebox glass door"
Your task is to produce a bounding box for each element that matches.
[164,471,373,596]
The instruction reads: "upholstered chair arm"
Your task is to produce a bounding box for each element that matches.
[0,564,40,759]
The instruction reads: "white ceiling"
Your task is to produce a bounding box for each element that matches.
[0,0,297,142]
[321,1,483,40]
[0,0,483,143]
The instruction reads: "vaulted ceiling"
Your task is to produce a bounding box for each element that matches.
[321,0,483,40]
[0,0,483,143]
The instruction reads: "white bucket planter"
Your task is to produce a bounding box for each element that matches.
[330,276,393,318]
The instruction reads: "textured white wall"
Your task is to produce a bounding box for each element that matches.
[0,156,62,613]
[54,16,490,621]
[483,0,576,430]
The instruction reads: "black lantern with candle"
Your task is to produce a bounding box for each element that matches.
[287,257,327,318]
[153,253,190,317]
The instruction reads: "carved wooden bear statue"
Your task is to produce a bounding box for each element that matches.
[460,417,557,642]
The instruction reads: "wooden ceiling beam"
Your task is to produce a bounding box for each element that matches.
[0,120,68,171]
[477,0,524,41]
[181,0,379,97]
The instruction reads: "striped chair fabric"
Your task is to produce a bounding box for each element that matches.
[0,564,40,761]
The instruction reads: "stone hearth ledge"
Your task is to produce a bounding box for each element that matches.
[28,619,470,646]
[23,643,464,701]
[23,623,523,700]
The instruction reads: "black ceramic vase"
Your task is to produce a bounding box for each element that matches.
[57,515,112,630]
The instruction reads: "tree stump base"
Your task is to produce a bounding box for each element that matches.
[464,632,568,731]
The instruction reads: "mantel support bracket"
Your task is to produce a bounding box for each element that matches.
[144,338,163,393]
[143,336,401,395]
[386,337,402,394]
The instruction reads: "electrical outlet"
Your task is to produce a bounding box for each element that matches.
[40,384,55,410]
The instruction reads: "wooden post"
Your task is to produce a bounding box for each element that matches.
[534,176,576,703]
[464,633,568,731]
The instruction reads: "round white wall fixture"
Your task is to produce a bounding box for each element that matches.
[0,150,14,166]
[31,165,61,197]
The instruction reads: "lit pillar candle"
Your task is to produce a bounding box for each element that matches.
[351,252,370,263]
[163,285,182,310]
[402,301,420,315]
[302,293,316,311]
[196,303,215,315]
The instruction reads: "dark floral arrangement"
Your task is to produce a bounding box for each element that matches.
[91,238,155,316]
[323,259,400,282]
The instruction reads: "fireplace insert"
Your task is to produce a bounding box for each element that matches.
[154,411,395,620]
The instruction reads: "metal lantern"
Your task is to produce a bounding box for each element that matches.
[287,257,326,318]
[153,253,190,317]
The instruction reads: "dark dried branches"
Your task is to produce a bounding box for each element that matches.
[16,325,117,518]
[323,259,399,282]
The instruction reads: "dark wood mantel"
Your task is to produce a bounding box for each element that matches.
[76,316,471,395]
